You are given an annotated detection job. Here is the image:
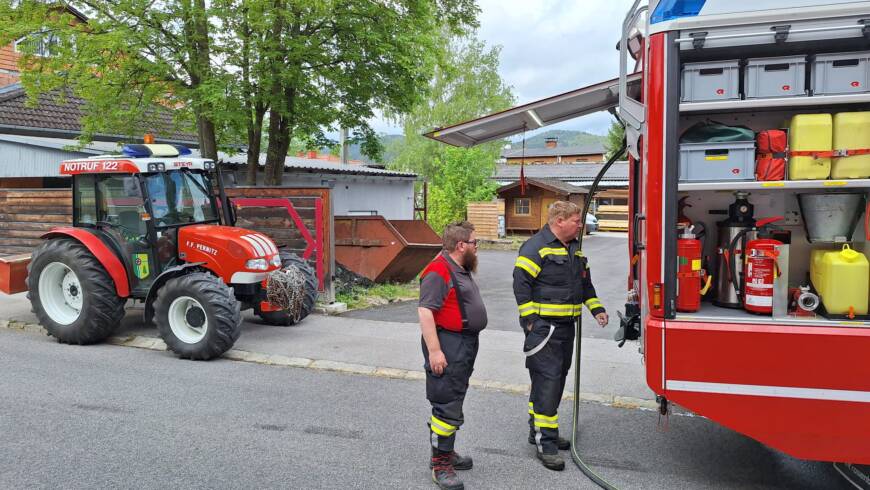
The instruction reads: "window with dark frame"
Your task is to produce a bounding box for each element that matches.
[515,198,530,215]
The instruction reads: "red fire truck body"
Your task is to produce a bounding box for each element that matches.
[427,0,870,466]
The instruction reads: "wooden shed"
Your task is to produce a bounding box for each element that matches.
[497,179,587,234]
[465,200,504,240]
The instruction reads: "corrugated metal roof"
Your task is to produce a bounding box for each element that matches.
[0,134,417,178]
[501,143,605,159]
[493,162,629,181]
[498,178,588,195]
[0,134,114,154]
[221,153,417,177]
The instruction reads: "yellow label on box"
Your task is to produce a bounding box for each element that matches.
[691,259,702,271]
[705,156,728,160]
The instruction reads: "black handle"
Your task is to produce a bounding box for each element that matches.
[633,213,646,251]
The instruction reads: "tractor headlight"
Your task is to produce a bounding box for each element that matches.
[269,255,282,267]
[245,258,268,270]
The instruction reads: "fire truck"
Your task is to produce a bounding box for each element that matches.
[426,0,870,476]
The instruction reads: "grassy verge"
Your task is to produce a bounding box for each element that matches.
[336,282,419,310]
[477,236,527,251]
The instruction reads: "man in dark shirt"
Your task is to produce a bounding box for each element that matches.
[419,221,487,490]
[513,201,608,471]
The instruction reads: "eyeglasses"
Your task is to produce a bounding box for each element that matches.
[462,239,479,246]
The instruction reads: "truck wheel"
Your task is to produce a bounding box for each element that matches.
[153,272,241,360]
[255,251,318,326]
[27,238,126,344]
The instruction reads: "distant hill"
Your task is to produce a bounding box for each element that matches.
[337,134,403,163]
[509,129,606,149]
[341,130,606,163]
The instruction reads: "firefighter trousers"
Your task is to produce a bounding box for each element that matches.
[525,319,575,454]
[422,328,479,452]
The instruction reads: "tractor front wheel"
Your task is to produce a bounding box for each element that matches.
[153,272,241,360]
[27,238,126,344]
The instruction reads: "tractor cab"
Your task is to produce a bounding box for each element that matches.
[64,144,229,295]
[26,144,317,361]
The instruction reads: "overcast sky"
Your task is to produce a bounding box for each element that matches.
[370,0,630,138]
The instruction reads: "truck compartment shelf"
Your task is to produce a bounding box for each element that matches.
[677,178,870,191]
[673,303,870,328]
[679,92,870,114]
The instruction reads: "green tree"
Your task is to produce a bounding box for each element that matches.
[426,146,499,232]
[604,119,626,159]
[0,1,480,185]
[0,1,227,158]
[389,33,514,231]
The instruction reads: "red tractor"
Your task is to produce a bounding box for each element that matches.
[26,144,317,360]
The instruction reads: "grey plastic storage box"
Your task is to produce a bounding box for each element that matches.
[812,51,870,95]
[679,141,756,182]
[744,55,807,98]
[681,60,740,102]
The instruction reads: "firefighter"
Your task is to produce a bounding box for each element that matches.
[418,221,488,490]
[513,201,608,471]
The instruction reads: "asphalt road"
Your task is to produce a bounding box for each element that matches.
[0,328,850,490]
[342,233,629,340]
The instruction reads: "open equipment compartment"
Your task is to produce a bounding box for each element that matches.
[669,26,870,327]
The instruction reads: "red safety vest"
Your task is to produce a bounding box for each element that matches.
[420,254,468,332]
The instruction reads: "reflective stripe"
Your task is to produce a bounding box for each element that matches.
[431,424,453,437]
[518,301,537,317]
[532,410,559,429]
[515,256,541,277]
[430,416,456,436]
[538,247,568,258]
[574,250,584,257]
[584,298,603,310]
[518,302,585,317]
[528,401,534,415]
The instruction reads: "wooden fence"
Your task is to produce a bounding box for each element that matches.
[466,200,504,240]
[0,189,72,257]
[225,187,332,294]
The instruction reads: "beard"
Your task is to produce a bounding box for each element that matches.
[463,247,478,273]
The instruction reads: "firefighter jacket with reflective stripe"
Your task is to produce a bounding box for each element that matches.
[512,224,605,325]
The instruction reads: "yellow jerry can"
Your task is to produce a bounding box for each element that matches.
[789,114,832,180]
[832,111,870,179]
[810,244,869,315]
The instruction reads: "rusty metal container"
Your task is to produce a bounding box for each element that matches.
[0,254,31,295]
[334,216,441,283]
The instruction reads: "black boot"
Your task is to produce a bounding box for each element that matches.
[536,451,566,471]
[528,429,571,450]
[429,451,473,470]
[431,451,464,490]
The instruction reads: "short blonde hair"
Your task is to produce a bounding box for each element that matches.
[548,200,581,224]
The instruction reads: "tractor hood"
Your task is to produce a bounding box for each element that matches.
[177,225,281,283]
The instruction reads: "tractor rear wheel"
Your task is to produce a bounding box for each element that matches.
[255,251,318,326]
[153,272,241,360]
[27,238,126,344]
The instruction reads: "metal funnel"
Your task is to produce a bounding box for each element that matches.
[797,192,866,243]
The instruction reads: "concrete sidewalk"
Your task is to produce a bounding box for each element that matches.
[0,292,653,405]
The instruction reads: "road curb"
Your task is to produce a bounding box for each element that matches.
[1,319,657,410]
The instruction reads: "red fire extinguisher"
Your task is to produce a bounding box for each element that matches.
[743,238,782,315]
[677,226,706,312]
